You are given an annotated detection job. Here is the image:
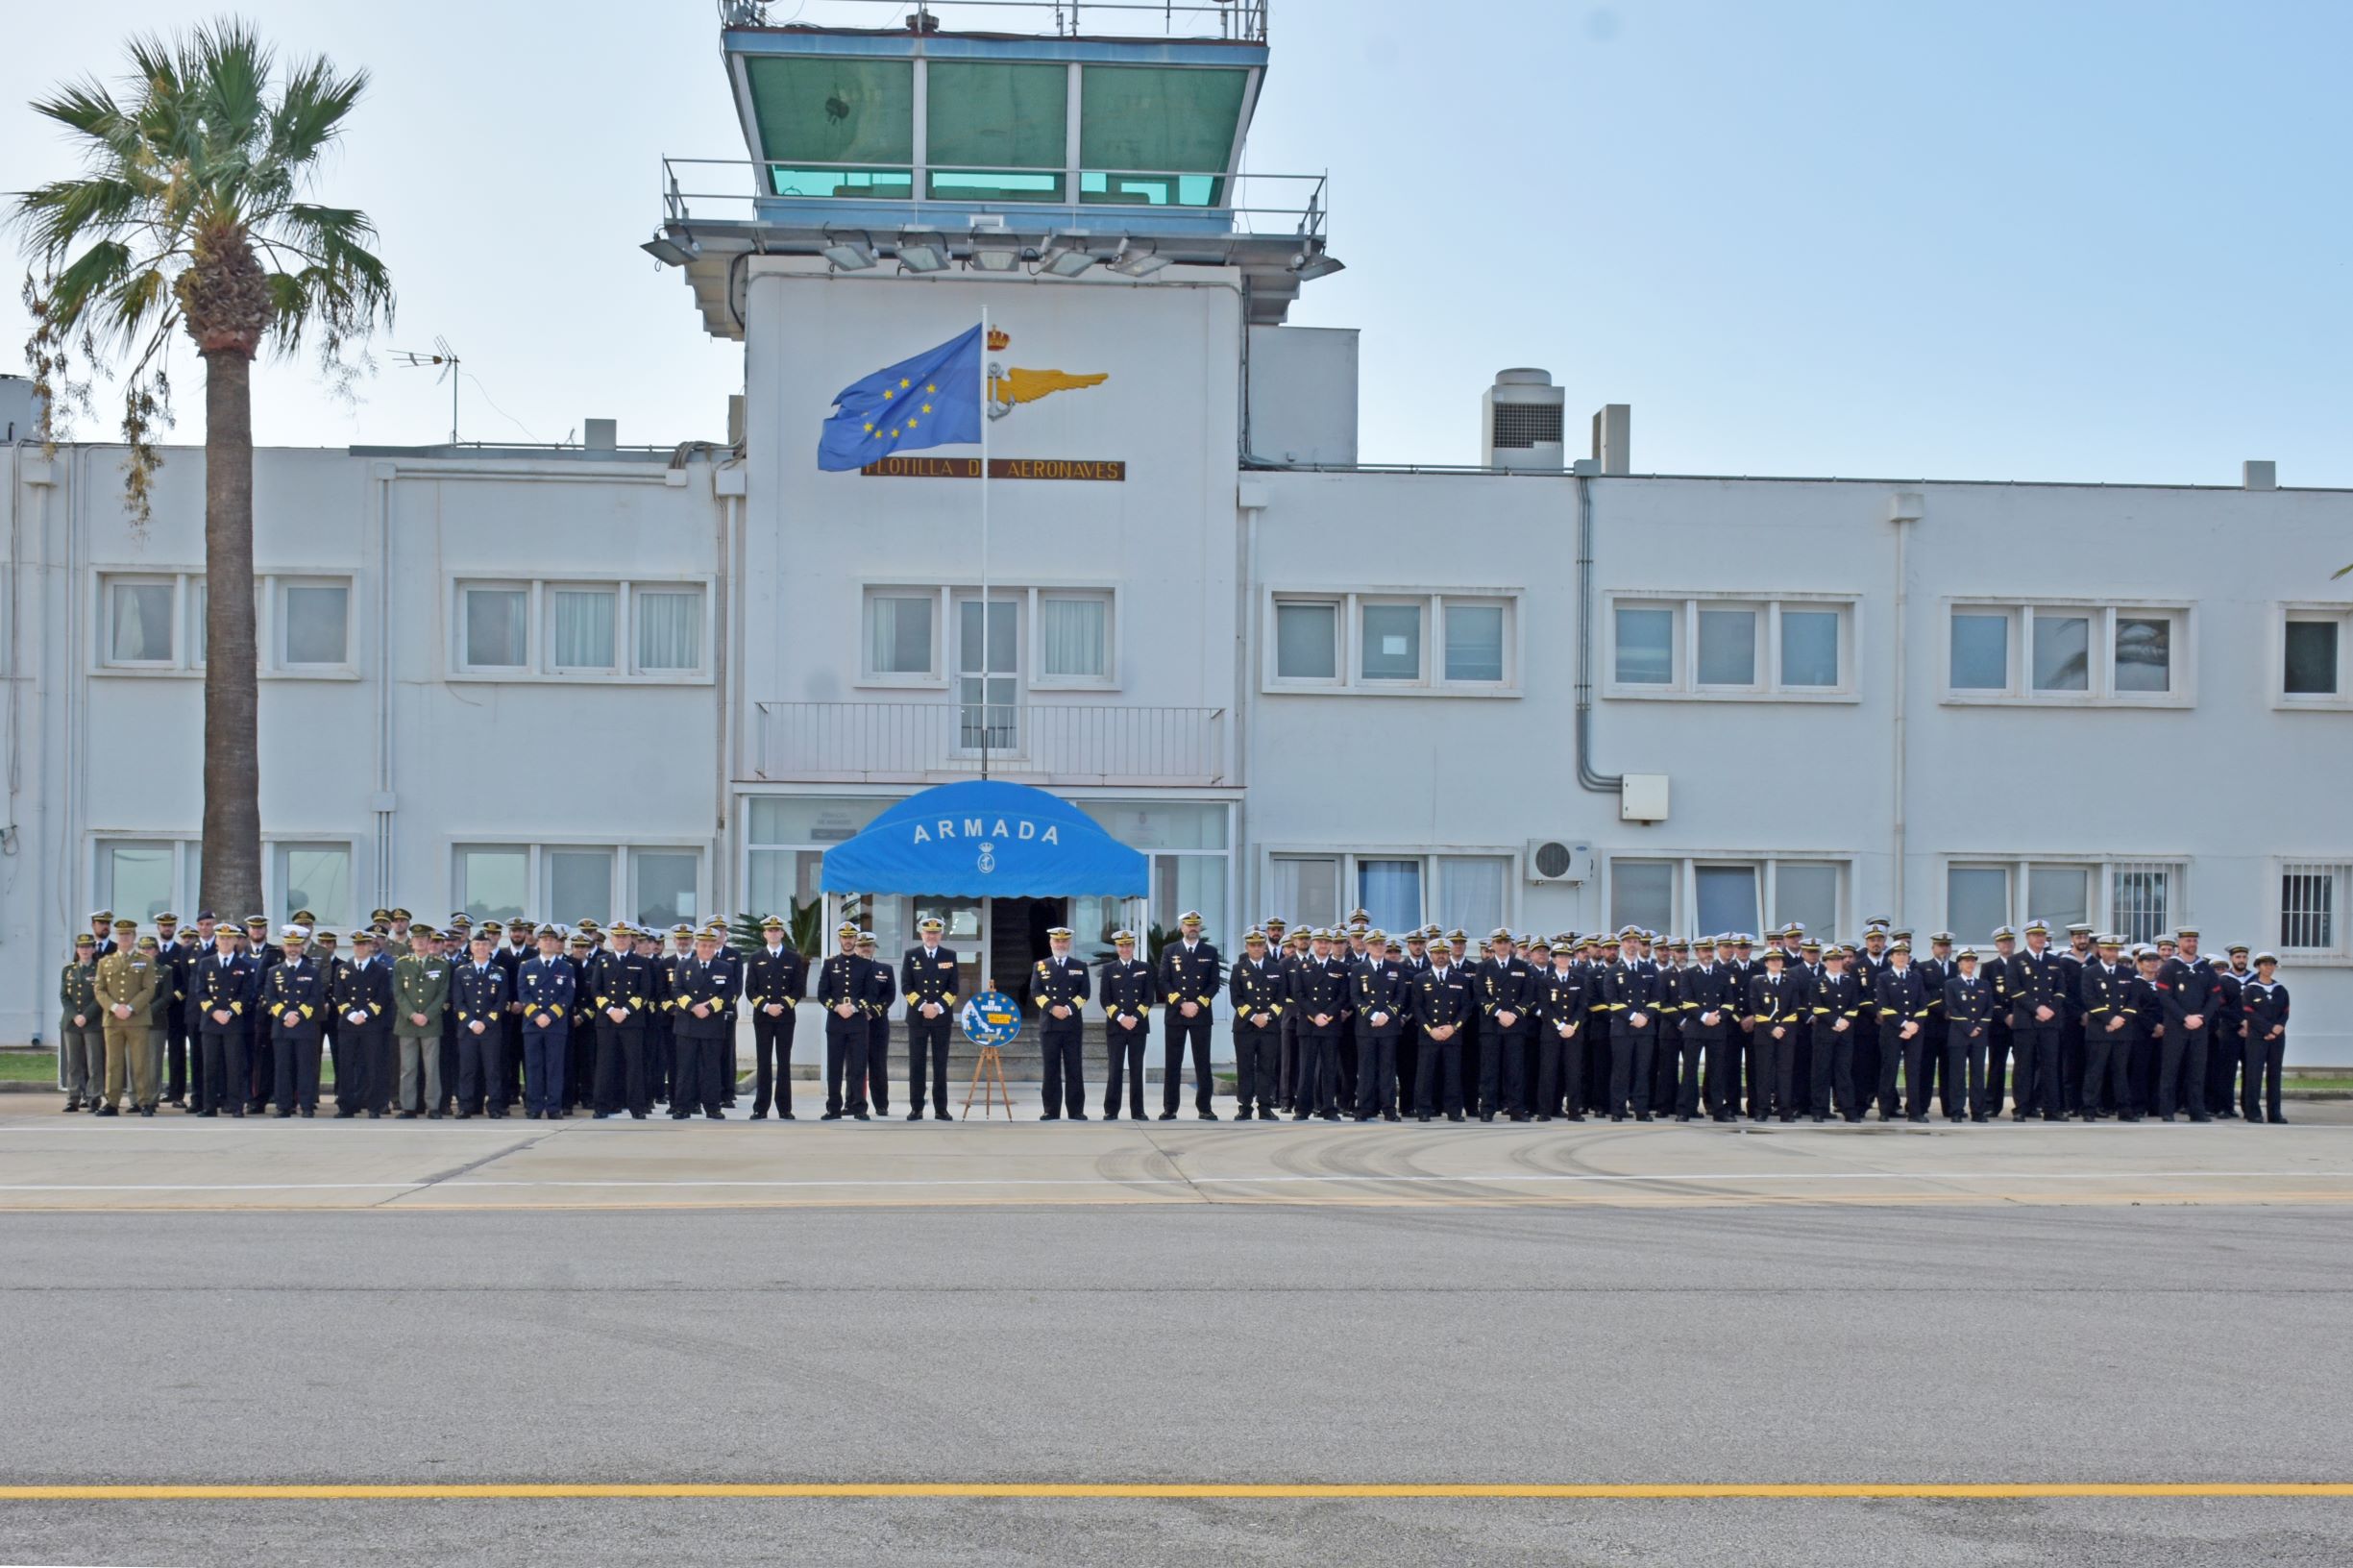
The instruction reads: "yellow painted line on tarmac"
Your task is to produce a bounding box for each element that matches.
[4,1482,2352,1503]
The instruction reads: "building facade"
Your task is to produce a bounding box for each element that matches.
[4,1,2349,1057]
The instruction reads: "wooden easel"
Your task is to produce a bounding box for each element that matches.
[962,1042,1015,1120]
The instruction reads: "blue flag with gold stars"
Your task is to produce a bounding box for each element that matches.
[817,324,984,471]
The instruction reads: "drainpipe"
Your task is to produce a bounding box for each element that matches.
[372,464,395,900]
[1888,492,1924,923]
[1574,471,1620,794]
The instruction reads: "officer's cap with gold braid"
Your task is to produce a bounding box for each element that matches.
[1046,926,1073,940]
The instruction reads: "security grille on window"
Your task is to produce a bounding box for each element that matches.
[2280,863,2346,954]
[1490,404,1563,450]
[2109,862,2176,944]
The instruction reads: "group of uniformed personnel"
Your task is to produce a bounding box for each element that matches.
[1068,912,2295,1128]
[54,906,809,1122]
[56,904,2298,1129]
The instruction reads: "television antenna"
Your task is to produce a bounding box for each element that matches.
[391,337,461,443]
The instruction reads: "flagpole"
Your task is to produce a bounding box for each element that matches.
[979,304,992,783]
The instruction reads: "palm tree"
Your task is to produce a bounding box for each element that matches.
[12,19,393,926]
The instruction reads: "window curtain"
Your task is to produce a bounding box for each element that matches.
[1041,597,1106,677]
[1270,857,1339,930]
[1357,860,1422,933]
[636,590,703,672]
[111,584,172,662]
[870,596,930,674]
[551,590,614,668]
[1436,856,1506,934]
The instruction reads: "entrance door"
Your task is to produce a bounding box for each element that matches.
[986,896,1065,1000]
[955,593,1020,757]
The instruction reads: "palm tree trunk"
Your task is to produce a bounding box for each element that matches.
[200,348,264,925]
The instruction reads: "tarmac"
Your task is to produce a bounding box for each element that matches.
[3,1094,2350,1564]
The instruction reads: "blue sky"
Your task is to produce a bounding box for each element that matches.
[7,0,2349,483]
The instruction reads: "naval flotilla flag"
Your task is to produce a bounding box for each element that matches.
[817,324,984,472]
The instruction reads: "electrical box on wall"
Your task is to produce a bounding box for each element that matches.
[1620,774,1670,823]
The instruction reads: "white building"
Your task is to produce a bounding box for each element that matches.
[4,0,2349,1060]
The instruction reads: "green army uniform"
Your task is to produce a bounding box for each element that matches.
[392,936,451,1115]
[58,948,104,1108]
[143,940,177,1110]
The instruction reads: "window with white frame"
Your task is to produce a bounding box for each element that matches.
[2278,862,2351,959]
[1943,601,2192,703]
[274,843,354,927]
[454,842,704,924]
[1605,595,1854,698]
[1943,857,2187,943]
[103,573,352,675]
[855,585,1115,690]
[1606,856,1850,938]
[1265,591,1518,694]
[866,592,938,679]
[1264,851,1514,935]
[453,579,710,680]
[2279,605,2351,706]
[94,839,193,923]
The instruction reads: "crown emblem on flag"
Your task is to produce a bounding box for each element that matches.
[986,327,1011,351]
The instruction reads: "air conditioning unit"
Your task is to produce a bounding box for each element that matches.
[1525,839,1593,885]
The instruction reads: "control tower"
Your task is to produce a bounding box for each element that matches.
[645,0,1338,334]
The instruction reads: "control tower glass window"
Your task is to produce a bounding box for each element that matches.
[927,61,1067,203]
[747,57,914,199]
[1079,65,1248,208]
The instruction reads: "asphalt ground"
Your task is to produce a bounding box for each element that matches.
[3,1099,2350,1564]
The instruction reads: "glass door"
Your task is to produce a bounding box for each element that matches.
[955,593,1020,757]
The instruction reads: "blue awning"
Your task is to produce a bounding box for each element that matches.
[818,781,1147,898]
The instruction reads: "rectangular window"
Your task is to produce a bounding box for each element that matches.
[98,840,178,923]
[456,845,529,924]
[107,579,177,665]
[549,587,617,671]
[2284,614,2345,699]
[1695,864,1760,938]
[1268,592,1517,694]
[1951,603,2190,703]
[463,587,529,670]
[1274,601,1338,681]
[2113,615,2171,693]
[1270,855,1341,931]
[1947,865,2012,943]
[1360,601,1422,681]
[275,844,353,927]
[1039,594,1110,680]
[1778,608,1841,688]
[280,582,350,667]
[547,848,615,925]
[2110,865,2171,944]
[1609,860,1675,935]
[1356,858,1424,932]
[1610,597,1853,698]
[456,580,708,679]
[1949,611,2010,691]
[1773,861,1840,937]
[1436,855,1507,935]
[2279,863,2347,956]
[632,849,701,929]
[745,56,913,196]
[2027,865,2091,931]
[1614,605,1675,685]
[1442,603,1505,683]
[2285,620,2340,695]
[634,587,704,673]
[1695,607,1757,687]
[868,593,936,677]
[2031,613,2090,692]
[927,61,1068,202]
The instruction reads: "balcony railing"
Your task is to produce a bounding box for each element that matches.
[724,0,1270,43]
[659,158,1327,241]
[753,701,1228,786]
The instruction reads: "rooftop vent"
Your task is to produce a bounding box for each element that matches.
[1483,368,1565,472]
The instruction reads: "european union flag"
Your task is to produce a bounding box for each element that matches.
[817,324,984,471]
